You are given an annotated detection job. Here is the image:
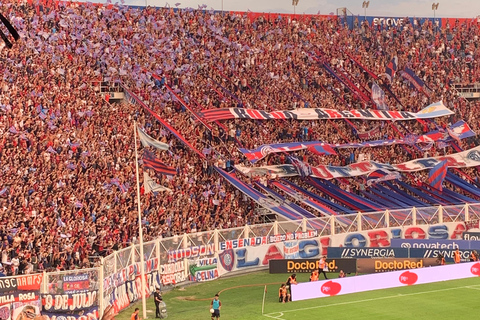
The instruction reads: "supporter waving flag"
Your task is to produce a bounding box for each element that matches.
[143,150,177,176]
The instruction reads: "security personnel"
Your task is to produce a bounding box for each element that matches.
[310,270,319,282]
[286,274,297,301]
[319,256,328,279]
[154,288,162,318]
[454,248,461,264]
[278,284,290,303]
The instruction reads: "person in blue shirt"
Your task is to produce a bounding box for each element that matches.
[210,294,222,320]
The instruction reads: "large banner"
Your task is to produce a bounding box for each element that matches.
[0,275,43,320]
[216,237,323,276]
[199,101,453,121]
[188,257,219,282]
[235,145,480,179]
[239,120,475,163]
[160,261,187,286]
[318,222,466,257]
[103,258,161,314]
[0,275,43,306]
[42,291,98,320]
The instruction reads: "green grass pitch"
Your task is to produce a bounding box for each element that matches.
[116,271,480,320]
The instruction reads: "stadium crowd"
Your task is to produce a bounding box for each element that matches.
[0,1,479,276]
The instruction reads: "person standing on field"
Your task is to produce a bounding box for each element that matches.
[211,294,222,320]
[154,288,162,318]
[319,256,328,279]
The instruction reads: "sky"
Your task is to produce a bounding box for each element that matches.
[119,0,480,18]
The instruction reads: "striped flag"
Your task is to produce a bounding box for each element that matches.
[307,144,336,156]
[428,160,448,191]
[385,56,398,83]
[367,169,401,186]
[288,156,312,178]
[143,150,177,176]
[400,67,431,97]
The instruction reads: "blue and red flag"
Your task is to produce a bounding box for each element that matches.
[400,67,431,97]
[385,56,398,83]
[307,144,337,156]
[143,150,177,176]
[288,156,312,178]
[428,160,448,191]
[366,169,401,186]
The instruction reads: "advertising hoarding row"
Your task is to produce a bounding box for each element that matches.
[291,261,480,301]
[269,259,357,274]
[269,258,438,274]
[328,246,474,262]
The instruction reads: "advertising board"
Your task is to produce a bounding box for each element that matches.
[269,259,356,274]
[356,258,438,273]
[291,261,480,301]
[391,238,480,250]
[463,232,480,241]
[327,247,408,259]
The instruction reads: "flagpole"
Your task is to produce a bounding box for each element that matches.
[134,120,148,320]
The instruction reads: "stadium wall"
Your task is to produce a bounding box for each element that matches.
[1,203,480,319]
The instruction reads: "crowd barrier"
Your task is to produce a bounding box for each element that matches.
[1,203,480,319]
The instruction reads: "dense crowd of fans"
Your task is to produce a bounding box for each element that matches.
[0,2,479,276]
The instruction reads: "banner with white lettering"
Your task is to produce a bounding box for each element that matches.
[217,242,284,276]
[216,237,323,276]
[0,275,43,307]
[42,291,99,320]
[235,145,480,179]
[316,222,467,258]
[160,262,186,286]
[62,274,90,294]
[199,101,453,121]
[167,243,216,262]
[188,258,219,282]
[103,258,161,314]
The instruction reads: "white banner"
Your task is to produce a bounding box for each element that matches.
[201,101,453,121]
[236,146,480,179]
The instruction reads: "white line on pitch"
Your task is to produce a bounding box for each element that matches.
[263,312,284,320]
[263,286,469,317]
[464,286,480,291]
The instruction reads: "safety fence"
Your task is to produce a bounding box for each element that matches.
[1,203,479,320]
